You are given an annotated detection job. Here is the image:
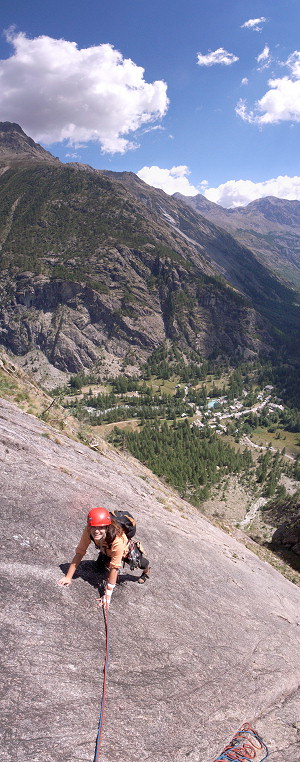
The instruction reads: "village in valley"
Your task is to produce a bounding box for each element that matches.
[63,374,297,459]
[193,385,286,440]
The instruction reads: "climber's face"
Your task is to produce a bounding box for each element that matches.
[90,525,108,541]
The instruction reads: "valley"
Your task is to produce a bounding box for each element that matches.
[1,3,300,754]
[2,341,299,586]
[0,121,299,587]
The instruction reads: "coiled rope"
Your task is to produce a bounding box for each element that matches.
[213,723,269,761]
[93,604,110,762]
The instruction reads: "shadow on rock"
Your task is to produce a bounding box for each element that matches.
[59,560,140,589]
[267,544,300,574]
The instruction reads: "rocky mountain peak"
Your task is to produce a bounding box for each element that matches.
[174,191,220,213]
[243,195,300,227]
[0,121,59,165]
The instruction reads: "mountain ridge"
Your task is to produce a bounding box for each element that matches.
[0,121,60,166]
[0,123,299,379]
[175,192,300,290]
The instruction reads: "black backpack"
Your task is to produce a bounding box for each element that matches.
[110,509,136,539]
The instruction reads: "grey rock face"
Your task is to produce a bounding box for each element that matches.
[0,271,165,372]
[0,121,59,164]
[0,265,269,374]
[1,398,300,761]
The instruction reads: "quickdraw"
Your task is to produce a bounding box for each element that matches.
[212,723,269,761]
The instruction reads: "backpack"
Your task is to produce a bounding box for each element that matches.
[110,509,136,539]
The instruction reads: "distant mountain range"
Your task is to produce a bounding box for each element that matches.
[175,192,300,291]
[0,122,299,377]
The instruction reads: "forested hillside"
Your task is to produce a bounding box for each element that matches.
[0,123,299,382]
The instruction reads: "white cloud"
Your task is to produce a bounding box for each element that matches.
[137,165,199,195]
[0,30,169,154]
[241,77,249,86]
[288,50,300,78]
[235,99,254,123]
[204,175,300,208]
[256,45,271,69]
[236,50,300,124]
[137,168,300,207]
[141,125,165,135]
[241,17,267,32]
[197,48,239,67]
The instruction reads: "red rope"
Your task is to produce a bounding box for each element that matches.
[93,604,110,762]
[212,723,269,761]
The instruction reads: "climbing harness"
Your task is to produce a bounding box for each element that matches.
[212,723,269,761]
[93,601,110,762]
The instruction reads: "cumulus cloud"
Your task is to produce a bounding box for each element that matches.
[241,17,267,32]
[137,168,300,207]
[204,175,300,208]
[0,29,169,153]
[236,50,300,124]
[137,165,199,195]
[241,77,249,86]
[256,45,271,69]
[197,48,238,67]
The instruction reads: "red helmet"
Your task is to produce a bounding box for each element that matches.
[87,507,111,527]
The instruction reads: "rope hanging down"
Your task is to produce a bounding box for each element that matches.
[91,605,269,762]
[212,723,269,761]
[93,604,110,762]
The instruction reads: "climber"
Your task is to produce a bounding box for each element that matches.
[58,507,150,607]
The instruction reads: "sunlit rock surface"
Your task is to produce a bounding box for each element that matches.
[1,398,300,762]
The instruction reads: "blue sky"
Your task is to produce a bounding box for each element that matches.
[1,0,300,206]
